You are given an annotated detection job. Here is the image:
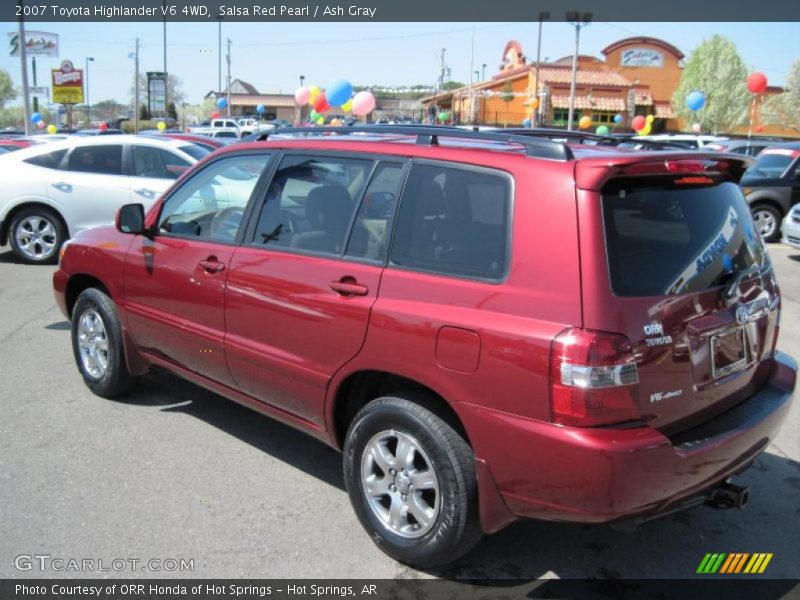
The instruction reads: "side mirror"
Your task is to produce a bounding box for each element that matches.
[116,203,145,235]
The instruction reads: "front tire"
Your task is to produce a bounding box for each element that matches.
[750,203,782,243]
[9,207,66,264]
[343,395,482,569]
[71,288,136,398]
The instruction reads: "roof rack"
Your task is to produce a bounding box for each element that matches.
[246,125,574,161]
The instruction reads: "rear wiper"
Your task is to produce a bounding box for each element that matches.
[722,254,771,299]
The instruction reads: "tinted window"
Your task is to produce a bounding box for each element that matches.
[68,145,123,175]
[746,152,796,178]
[24,148,67,169]
[131,145,191,180]
[252,155,371,255]
[390,163,511,280]
[602,181,767,297]
[345,162,404,261]
[158,154,270,243]
[179,144,211,161]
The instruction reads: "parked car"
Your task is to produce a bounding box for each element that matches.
[639,134,729,148]
[74,128,124,136]
[704,139,771,157]
[189,118,241,138]
[0,135,200,264]
[781,204,800,249]
[739,142,800,242]
[53,126,795,569]
[138,131,227,155]
[0,138,41,152]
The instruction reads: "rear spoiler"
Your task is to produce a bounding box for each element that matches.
[575,153,754,191]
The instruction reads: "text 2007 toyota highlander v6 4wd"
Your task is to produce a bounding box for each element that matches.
[54,127,796,568]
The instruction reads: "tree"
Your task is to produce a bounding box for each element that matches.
[763,58,800,132]
[0,69,16,109]
[442,81,466,91]
[139,103,150,120]
[501,81,515,127]
[166,102,177,120]
[672,35,750,134]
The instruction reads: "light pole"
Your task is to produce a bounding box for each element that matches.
[85,57,94,125]
[300,75,305,87]
[533,12,549,127]
[481,63,486,81]
[566,11,592,131]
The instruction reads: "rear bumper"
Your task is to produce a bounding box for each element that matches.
[459,351,796,524]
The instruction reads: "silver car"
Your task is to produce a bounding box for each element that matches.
[781,204,800,249]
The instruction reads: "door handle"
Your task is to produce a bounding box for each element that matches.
[330,278,368,297]
[198,259,225,273]
[51,182,72,193]
[134,188,156,197]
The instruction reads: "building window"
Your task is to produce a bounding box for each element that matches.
[591,111,615,123]
[551,109,577,127]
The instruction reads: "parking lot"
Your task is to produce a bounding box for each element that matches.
[0,242,798,581]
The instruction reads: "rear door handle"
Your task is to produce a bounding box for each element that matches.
[134,188,156,198]
[51,182,72,193]
[330,278,368,297]
[198,259,225,273]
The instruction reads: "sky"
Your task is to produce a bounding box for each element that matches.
[1,21,798,107]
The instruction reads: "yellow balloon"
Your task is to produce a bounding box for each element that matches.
[638,123,652,136]
[46,124,57,134]
[316,116,325,125]
[157,121,167,131]
[341,99,352,113]
[578,115,592,130]
[646,114,654,123]
[308,85,321,105]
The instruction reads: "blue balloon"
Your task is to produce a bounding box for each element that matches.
[722,254,734,273]
[31,112,42,124]
[326,79,353,107]
[256,104,266,114]
[216,97,228,109]
[686,91,705,112]
[522,118,532,128]
[613,114,623,124]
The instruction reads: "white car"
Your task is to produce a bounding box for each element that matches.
[638,134,729,149]
[0,135,205,264]
[782,204,800,249]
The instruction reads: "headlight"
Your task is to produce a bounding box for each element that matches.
[741,187,753,196]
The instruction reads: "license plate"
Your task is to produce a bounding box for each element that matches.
[711,328,747,378]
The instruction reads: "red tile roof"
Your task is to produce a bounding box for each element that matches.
[654,102,673,118]
[635,92,653,105]
[551,95,626,111]
[539,68,633,87]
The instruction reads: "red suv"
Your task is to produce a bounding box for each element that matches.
[54,127,796,568]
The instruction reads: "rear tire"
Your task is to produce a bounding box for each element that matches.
[71,288,136,398]
[750,203,782,243]
[8,207,66,264]
[343,395,482,569]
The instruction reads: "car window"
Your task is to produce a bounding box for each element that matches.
[179,144,211,161]
[390,163,511,281]
[131,145,191,180]
[746,151,797,178]
[23,148,67,169]
[67,145,123,175]
[252,154,372,256]
[157,154,270,243]
[345,162,404,262]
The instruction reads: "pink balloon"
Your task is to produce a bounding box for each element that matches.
[350,91,376,116]
[692,123,702,133]
[294,86,310,105]
[36,120,46,129]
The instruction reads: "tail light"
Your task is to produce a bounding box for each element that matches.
[549,327,640,427]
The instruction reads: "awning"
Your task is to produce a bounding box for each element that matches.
[635,92,653,106]
[654,102,673,118]
[550,95,626,111]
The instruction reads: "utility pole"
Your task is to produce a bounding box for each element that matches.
[566,11,592,131]
[17,1,31,135]
[163,0,168,118]
[469,27,475,124]
[226,37,232,117]
[217,18,222,94]
[533,12,549,127]
[32,57,38,113]
[439,48,446,90]
[133,38,140,133]
[85,57,94,125]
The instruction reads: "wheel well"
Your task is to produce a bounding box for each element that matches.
[750,198,785,217]
[65,275,109,317]
[0,202,70,246]
[332,370,471,449]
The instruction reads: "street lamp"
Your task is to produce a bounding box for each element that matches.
[300,75,305,87]
[566,11,592,131]
[533,11,550,127]
[481,63,487,81]
[85,57,95,126]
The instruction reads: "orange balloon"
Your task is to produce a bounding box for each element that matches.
[578,115,592,130]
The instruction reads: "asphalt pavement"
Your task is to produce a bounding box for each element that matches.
[0,243,798,581]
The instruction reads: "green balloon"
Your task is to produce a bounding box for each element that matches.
[438,111,448,121]
[309,109,319,120]
[596,125,610,135]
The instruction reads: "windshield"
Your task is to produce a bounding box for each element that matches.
[602,180,767,297]
[745,152,795,178]
[179,144,211,161]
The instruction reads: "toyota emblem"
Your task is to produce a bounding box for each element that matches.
[735,306,748,325]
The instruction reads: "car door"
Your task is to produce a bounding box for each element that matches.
[128,144,193,208]
[45,142,130,234]
[123,152,273,385]
[224,154,406,426]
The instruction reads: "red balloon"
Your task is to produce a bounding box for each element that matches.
[632,115,646,131]
[99,122,108,131]
[312,92,330,114]
[747,72,768,94]
[211,110,220,119]
[755,124,765,133]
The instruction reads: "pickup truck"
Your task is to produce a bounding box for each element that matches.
[188,118,241,138]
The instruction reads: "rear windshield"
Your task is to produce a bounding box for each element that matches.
[179,144,211,160]
[602,181,766,297]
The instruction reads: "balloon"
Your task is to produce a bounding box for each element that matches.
[438,111,448,121]
[646,114,654,123]
[632,115,646,131]
[755,124,765,133]
[157,121,167,131]
[99,122,108,131]
[596,125,609,135]
[341,99,352,113]
[36,120,46,129]
[747,72,768,94]
[309,109,319,121]
[578,116,592,130]
[692,122,702,133]
[211,110,220,119]
[294,86,310,105]
[216,97,228,109]
[308,85,321,105]
[351,91,376,116]
[31,112,42,124]
[638,123,652,136]
[522,117,531,128]
[326,79,353,107]
[316,116,324,125]
[686,91,705,111]
[613,114,623,124]
[528,98,540,110]
[330,118,341,127]
[46,124,57,134]
[312,92,330,113]
[256,104,266,114]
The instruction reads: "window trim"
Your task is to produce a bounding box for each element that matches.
[152,149,275,246]
[385,157,515,285]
